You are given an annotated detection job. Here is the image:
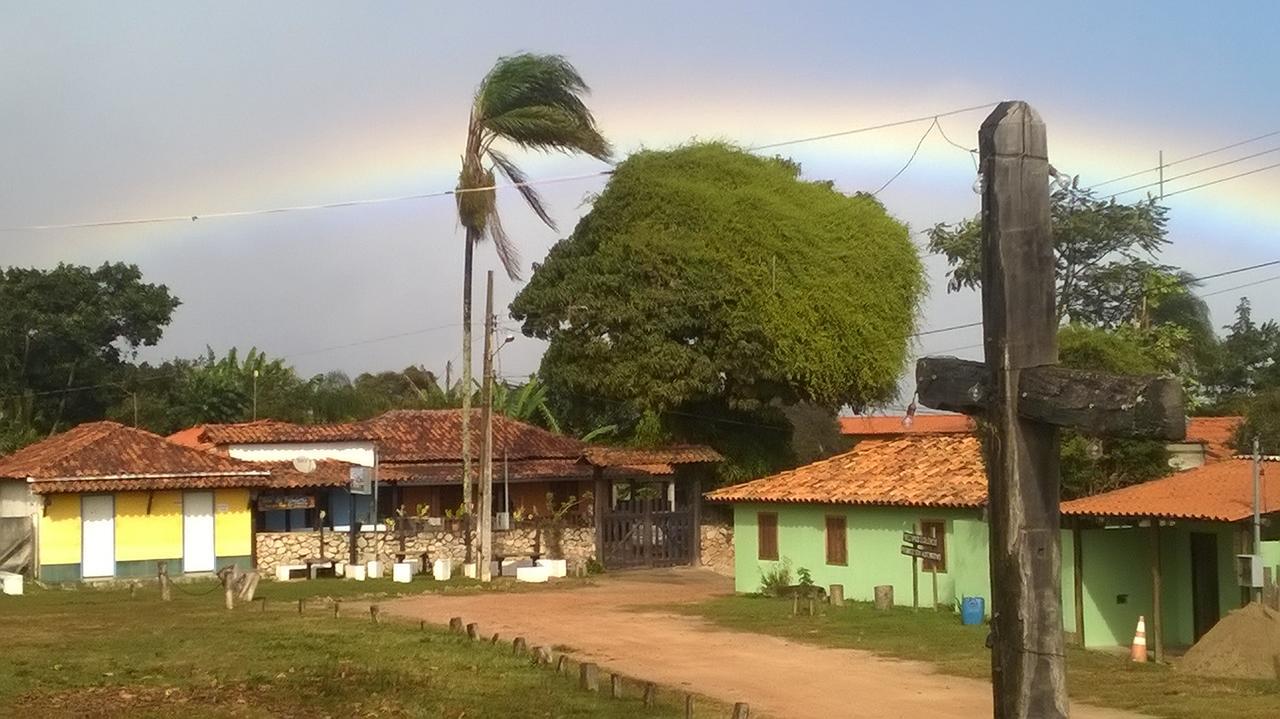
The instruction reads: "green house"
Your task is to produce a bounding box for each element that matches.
[708,432,1260,651]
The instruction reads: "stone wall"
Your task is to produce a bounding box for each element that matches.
[699,519,734,576]
[255,525,596,577]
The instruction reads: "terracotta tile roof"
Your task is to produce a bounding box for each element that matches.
[1184,416,1243,460]
[706,435,988,508]
[0,422,266,482]
[581,445,723,467]
[385,459,592,485]
[196,420,379,446]
[839,414,975,436]
[1062,457,1279,522]
[166,425,217,451]
[361,410,584,463]
[29,475,272,494]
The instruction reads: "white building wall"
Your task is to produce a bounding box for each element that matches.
[226,441,376,467]
[0,479,37,518]
[1167,442,1207,471]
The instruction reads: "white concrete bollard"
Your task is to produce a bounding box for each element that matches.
[432,558,453,581]
[392,562,413,583]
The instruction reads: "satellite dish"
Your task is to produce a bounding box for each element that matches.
[292,456,317,474]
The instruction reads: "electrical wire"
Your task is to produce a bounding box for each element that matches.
[872,119,936,196]
[1106,145,1280,200]
[1162,160,1280,199]
[1,101,1001,234]
[1089,129,1280,189]
[1199,274,1280,299]
[746,102,998,152]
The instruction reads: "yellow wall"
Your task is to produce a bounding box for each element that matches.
[114,491,183,561]
[39,494,82,565]
[214,488,251,557]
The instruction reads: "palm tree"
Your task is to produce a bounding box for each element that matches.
[455,53,611,509]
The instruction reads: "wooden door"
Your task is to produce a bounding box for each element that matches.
[1190,532,1221,642]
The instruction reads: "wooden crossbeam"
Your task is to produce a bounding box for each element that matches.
[916,356,1186,441]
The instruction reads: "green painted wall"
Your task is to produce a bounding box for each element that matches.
[731,503,1001,613]
[1076,522,1242,648]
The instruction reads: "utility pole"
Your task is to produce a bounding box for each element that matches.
[1158,150,1165,199]
[478,271,496,582]
[1254,435,1263,603]
[252,369,260,420]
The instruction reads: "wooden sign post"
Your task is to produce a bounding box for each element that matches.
[915,101,1185,719]
[901,529,942,611]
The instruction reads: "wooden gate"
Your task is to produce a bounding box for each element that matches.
[600,494,693,569]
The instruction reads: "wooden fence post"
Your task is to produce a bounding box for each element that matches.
[684,694,694,719]
[579,663,600,692]
[370,605,380,624]
[642,682,656,707]
[332,600,339,618]
[297,599,304,615]
[157,561,171,601]
[610,673,623,699]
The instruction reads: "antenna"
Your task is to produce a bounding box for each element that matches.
[292,456,317,474]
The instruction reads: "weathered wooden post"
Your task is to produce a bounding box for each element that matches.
[915,101,1186,718]
[642,682,656,707]
[157,561,171,601]
[449,616,464,633]
[513,636,528,655]
[732,702,751,719]
[466,622,480,640]
[683,694,694,719]
[610,673,623,699]
[829,584,844,607]
[873,584,893,610]
[370,605,380,624]
[579,662,600,692]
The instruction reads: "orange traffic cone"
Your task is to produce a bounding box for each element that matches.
[1130,615,1148,663]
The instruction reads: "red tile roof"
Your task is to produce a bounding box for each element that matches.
[581,445,723,468]
[839,414,975,436]
[361,410,584,463]
[165,425,217,451]
[706,435,988,508]
[1184,416,1243,460]
[1062,457,1278,522]
[193,420,379,446]
[0,422,266,482]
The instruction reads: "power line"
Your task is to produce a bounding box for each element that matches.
[1162,160,1280,199]
[2,101,1001,234]
[746,102,998,152]
[1200,274,1280,299]
[1106,145,1280,200]
[1089,129,1280,189]
[872,119,936,196]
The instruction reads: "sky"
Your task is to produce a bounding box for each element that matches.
[2,2,1279,406]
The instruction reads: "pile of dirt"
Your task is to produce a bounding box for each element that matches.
[1177,602,1280,680]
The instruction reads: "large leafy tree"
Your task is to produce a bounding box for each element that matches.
[511,143,925,481]
[1202,298,1280,412]
[455,53,611,505]
[0,263,178,444]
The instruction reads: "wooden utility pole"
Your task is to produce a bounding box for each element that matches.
[915,101,1186,718]
[478,271,496,582]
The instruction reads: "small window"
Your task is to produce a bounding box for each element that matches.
[758,512,779,561]
[921,519,946,572]
[825,515,848,566]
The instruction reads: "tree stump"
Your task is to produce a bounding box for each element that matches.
[534,646,552,665]
[449,617,464,633]
[466,622,480,640]
[874,585,894,610]
[513,637,528,655]
[829,584,845,607]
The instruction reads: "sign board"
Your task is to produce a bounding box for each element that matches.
[900,545,943,563]
[257,495,315,511]
[349,466,373,495]
[902,531,939,548]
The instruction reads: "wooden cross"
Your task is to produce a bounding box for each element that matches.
[915,101,1186,719]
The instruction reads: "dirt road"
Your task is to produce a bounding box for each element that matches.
[383,569,1143,719]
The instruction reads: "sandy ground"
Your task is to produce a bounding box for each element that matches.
[383,568,1145,719]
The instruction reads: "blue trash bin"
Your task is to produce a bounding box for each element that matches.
[961,596,985,625]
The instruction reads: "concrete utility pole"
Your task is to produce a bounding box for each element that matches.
[478,271,496,582]
[916,101,1186,718]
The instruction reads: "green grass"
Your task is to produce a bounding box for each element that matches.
[681,595,1280,719]
[0,581,699,718]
